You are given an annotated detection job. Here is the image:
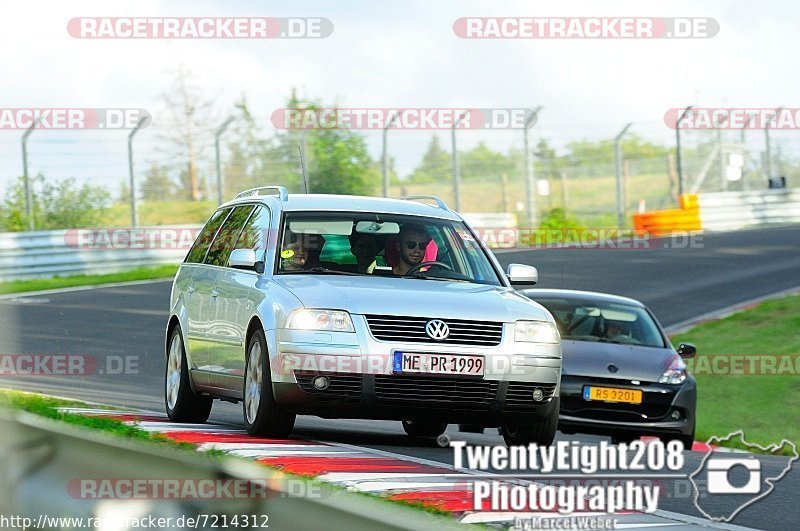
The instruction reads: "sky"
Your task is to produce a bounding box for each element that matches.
[0,0,797,194]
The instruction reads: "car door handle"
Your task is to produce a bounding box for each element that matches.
[211,289,219,298]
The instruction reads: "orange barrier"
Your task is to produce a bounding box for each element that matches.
[632,194,701,236]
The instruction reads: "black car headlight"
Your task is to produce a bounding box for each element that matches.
[660,357,687,384]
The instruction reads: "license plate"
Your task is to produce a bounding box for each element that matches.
[583,386,642,404]
[393,352,484,376]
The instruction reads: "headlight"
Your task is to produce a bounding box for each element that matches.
[660,357,687,384]
[286,309,355,332]
[515,321,560,343]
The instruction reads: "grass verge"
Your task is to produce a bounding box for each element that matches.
[670,293,800,455]
[0,264,178,295]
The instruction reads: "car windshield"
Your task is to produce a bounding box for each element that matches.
[533,297,665,348]
[275,212,502,286]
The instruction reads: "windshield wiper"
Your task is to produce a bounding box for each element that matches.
[407,273,470,283]
[284,267,363,276]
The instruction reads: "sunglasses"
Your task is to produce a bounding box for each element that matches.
[403,240,430,250]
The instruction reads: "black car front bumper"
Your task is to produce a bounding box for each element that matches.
[557,374,696,438]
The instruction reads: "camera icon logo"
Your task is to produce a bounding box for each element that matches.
[706,456,761,494]
[689,430,798,522]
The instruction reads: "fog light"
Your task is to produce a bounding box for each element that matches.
[532,388,544,402]
[670,410,681,420]
[312,376,330,391]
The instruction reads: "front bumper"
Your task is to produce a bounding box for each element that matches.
[268,318,562,425]
[557,374,696,437]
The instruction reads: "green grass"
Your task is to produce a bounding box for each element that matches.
[670,294,800,454]
[0,264,179,295]
[0,389,204,452]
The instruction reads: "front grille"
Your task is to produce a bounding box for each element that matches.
[374,375,498,405]
[295,371,362,403]
[505,382,558,409]
[365,314,503,346]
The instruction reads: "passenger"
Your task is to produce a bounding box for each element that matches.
[349,231,385,274]
[392,223,432,276]
[280,237,309,271]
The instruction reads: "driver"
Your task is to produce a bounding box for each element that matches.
[393,223,431,276]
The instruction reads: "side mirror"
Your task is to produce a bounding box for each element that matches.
[676,342,697,359]
[228,248,264,273]
[506,263,538,285]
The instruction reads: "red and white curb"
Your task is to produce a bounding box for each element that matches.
[57,406,752,528]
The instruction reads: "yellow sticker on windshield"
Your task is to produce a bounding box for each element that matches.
[281,249,295,259]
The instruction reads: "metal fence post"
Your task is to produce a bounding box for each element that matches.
[214,116,235,204]
[382,114,398,198]
[675,105,693,197]
[522,107,543,227]
[614,123,632,227]
[765,107,782,181]
[127,117,148,228]
[451,111,467,212]
[21,118,41,232]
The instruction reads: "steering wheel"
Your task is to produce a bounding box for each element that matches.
[404,261,453,276]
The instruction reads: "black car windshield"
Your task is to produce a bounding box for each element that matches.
[275,212,502,286]
[534,298,665,348]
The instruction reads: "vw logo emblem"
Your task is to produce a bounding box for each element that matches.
[425,319,450,340]
[607,364,619,373]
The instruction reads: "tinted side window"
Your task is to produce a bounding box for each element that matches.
[234,206,271,260]
[185,208,231,264]
[204,205,255,267]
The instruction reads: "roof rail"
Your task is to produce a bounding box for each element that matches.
[234,186,289,201]
[399,195,450,211]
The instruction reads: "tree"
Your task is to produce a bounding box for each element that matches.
[274,90,375,195]
[0,174,111,231]
[408,135,450,183]
[159,65,215,200]
[141,163,174,201]
[460,142,516,181]
[306,126,375,195]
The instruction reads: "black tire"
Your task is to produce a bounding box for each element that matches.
[500,399,559,447]
[402,420,448,438]
[458,424,485,434]
[243,329,295,438]
[165,324,212,423]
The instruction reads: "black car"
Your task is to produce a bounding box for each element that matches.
[521,289,697,447]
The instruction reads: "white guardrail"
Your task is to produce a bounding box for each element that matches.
[698,189,800,232]
[0,226,199,281]
[0,408,463,530]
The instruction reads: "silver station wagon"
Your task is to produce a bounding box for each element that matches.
[165,186,562,446]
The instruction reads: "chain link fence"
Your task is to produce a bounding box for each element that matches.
[1,114,798,232]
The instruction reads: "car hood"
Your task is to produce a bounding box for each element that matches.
[272,275,552,322]
[561,339,677,382]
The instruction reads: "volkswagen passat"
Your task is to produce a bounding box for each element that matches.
[520,289,697,447]
[164,187,562,446]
